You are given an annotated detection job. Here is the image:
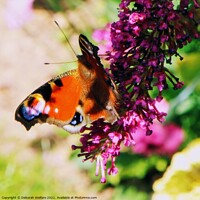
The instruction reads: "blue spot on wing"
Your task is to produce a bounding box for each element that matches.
[20,105,40,121]
[70,112,83,126]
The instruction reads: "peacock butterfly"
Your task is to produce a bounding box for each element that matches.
[15,34,119,133]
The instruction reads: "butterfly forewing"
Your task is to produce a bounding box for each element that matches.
[15,70,87,133]
[78,35,119,121]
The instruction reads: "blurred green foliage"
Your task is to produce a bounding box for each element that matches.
[0,154,65,195]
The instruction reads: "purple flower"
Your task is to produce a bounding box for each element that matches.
[129,13,146,24]
[72,119,123,182]
[108,132,122,145]
[73,0,200,183]
[4,0,34,29]
[108,0,199,136]
[107,157,118,175]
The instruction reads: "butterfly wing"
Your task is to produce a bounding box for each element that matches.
[15,70,87,133]
[77,34,119,123]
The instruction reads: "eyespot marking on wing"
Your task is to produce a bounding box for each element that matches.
[69,111,83,126]
[19,95,46,121]
[62,105,86,133]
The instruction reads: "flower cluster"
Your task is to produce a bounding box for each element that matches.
[109,0,199,123]
[130,99,184,156]
[72,119,125,183]
[73,0,200,182]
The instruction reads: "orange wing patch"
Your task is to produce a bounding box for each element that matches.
[45,74,81,122]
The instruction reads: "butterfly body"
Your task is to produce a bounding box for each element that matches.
[15,34,118,133]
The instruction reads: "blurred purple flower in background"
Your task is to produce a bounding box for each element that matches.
[92,23,112,54]
[133,123,184,156]
[4,0,34,28]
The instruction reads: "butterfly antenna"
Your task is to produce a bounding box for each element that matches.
[54,21,77,57]
[44,61,76,65]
